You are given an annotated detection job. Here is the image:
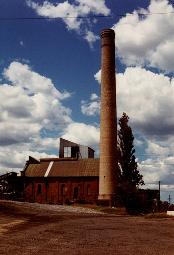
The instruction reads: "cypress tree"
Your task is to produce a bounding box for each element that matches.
[117,113,144,205]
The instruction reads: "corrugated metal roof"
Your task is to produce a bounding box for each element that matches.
[25,162,49,177]
[24,159,99,177]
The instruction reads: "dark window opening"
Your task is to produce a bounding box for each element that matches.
[45,181,49,188]
[37,184,42,194]
[73,187,79,199]
[87,184,91,195]
[71,146,79,158]
[61,184,66,196]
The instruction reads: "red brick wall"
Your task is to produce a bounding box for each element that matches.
[24,177,99,204]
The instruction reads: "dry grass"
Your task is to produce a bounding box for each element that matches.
[73,204,127,215]
[145,212,173,219]
[1,201,174,255]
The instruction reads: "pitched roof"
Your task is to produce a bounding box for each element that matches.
[25,161,50,177]
[24,158,99,177]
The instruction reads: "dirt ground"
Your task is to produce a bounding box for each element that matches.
[0,200,174,255]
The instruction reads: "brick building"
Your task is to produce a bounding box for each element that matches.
[22,138,99,204]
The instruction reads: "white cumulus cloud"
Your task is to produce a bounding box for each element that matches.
[95,67,174,137]
[62,122,100,149]
[0,61,72,174]
[81,93,100,116]
[26,0,110,45]
[117,67,174,137]
[84,31,99,47]
[113,0,174,72]
[138,138,174,190]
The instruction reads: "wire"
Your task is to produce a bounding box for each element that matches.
[1,11,174,21]
[139,163,174,165]
[113,13,174,19]
[122,11,174,16]
[0,15,112,21]
[136,153,172,156]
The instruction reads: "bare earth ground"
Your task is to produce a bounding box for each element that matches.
[0,200,174,255]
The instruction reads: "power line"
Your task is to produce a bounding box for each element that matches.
[138,163,174,166]
[137,157,173,159]
[128,11,174,16]
[0,15,112,21]
[114,12,174,18]
[1,11,174,21]
[136,153,173,156]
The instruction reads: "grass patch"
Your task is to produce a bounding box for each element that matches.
[145,213,173,219]
[98,207,127,215]
[73,204,127,215]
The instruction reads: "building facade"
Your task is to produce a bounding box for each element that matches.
[22,139,99,204]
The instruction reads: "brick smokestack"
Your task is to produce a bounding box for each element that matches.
[98,29,117,205]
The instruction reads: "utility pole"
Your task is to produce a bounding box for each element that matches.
[158,181,161,212]
[168,194,171,204]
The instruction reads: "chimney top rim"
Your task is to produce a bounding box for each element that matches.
[101,29,115,38]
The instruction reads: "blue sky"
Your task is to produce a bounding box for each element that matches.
[0,0,174,201]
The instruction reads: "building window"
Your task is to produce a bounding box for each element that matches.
[61,184,66,196]
[87,184,91,195]
[73,187,79,199]
[64,147,71,157]
[37,184,42,194]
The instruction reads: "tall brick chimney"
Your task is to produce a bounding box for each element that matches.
[98,29,117,205]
